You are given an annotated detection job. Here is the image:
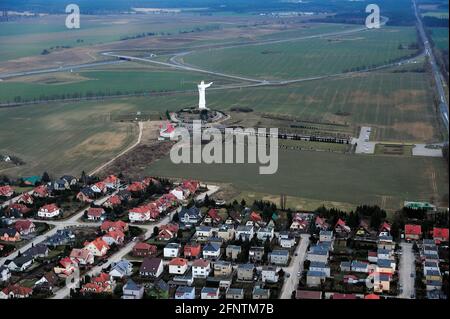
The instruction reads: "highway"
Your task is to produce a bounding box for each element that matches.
[413,0,449,131]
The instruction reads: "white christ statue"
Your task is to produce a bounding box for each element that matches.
[198,81,213,110]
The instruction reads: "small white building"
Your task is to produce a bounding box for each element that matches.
[37,204,61,218]
[192,259,211,278]
[163,243,181,258]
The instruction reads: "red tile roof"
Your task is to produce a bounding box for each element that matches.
[169,257,188,267]
[14,220,35,232]
[40,203,59,213]
[87,207,105,217]
[433,227,449,242]
[405,224,422,235]
[192,258,210,268]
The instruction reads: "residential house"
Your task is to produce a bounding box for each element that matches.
[91,181,107,194]
[192,259,211,278]
[202,242,221,259]
[81,273,115,294]
[279,232,296,248]
[319,230,333,242]
[249,246,265,263]
[261,266,279,283]
[356,220,371,237]
[104,195,122,209]
[377,248,392,260]
[340,261,351,272]
[7,254,34,272]
[295,290,323,299]
[60,175,78,186]
[0,266,11,282]
[307,249,329,263]
[122,279,144,299]
[52,179,70,191]
[217,225,234,241]
[377,259,395,274]
[314,216,329,231]
[37,204,61,218]
[201,287,220,299]
[101,220,128,233]
[226,245,241,261]
[169,258,188,275]
[14,220,35,236]
[433,227,449,244]
[351,260,369,273]
[405,224,422,241]
[17,193,34,205]
[102,230,125,246]
[178,206,202,225]
[86,207,106,221]
[309,261,331,277]
[32,185,49,198]
[164,243,181,258]
[379,222,391,237]
[157,223,179,241]
[257,227,274,241]
[132,242,157,257]
[213,260,232,277]
[84,238,110,257]
[70,248,94,265]
[175,286,195,300]
[235,225,254,241]
[45,229,74,246]
[34,272,59,292]
[307,270,326,287]
[252,287,270,299]
[0,185,14,197]
[109,260,133,278]
[207,208,222,224]
[0,228,21,242]
[237,263,254,281]
[226,288,244,299]
[335,219,351,237]
[103,175,120,190]
[373,273,391,293]
[184,243,201,259]
[23,243,49,258]
[0,285,32,299]
[77,187,95,202]
[377,235,395,251]
[195,225,214,241]
[140,257,163,278]
[7,204,31,217]
[54,257,78,277]
[269,250,290,266]
[368,251,378,263]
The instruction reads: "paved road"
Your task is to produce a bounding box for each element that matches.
[398,242,416,299]
[279,233,310,299]
[413,0,449,131]
[352,126,376,154]
[0,60,124,80]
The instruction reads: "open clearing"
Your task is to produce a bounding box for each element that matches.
[183,26,419,80]
[0,101,138,177]
[146,148,449,211]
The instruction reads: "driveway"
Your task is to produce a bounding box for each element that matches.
[279,233,310,299]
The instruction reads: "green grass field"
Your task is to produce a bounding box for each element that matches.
[430,27,449,51]
[0,66,237,103]
[0,14,232,62]
[146,148,448,210]
[183,26,419,80]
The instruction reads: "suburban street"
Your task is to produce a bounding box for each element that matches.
[398,242,416,299]
[279,233,310,299]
